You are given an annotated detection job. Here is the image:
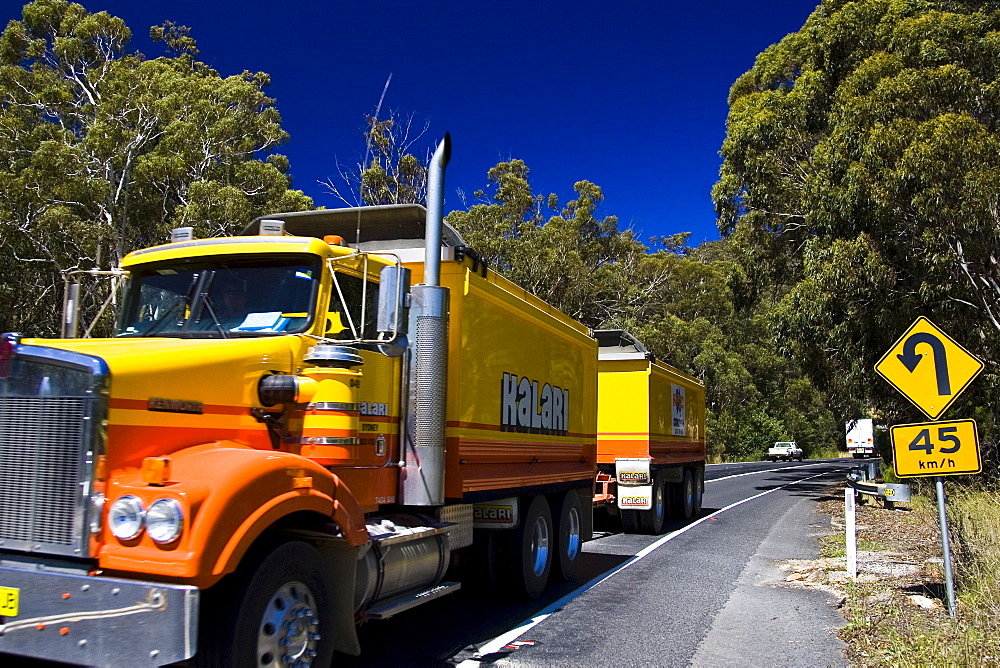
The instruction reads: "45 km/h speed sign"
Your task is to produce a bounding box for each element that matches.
[890,419,981,477]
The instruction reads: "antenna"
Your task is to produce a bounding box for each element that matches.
[357,73,393,246]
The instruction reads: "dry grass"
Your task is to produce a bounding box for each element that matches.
[818,486,1000,666]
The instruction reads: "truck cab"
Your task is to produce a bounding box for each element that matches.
[0,137,601,666]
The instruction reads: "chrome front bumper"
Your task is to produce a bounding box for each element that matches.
[0,563,198,666]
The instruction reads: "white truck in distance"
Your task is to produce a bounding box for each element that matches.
[768,441,804,462]
[846,418,875,458]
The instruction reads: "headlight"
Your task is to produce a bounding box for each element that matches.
[146,498,184,544]
[108,495,144,540]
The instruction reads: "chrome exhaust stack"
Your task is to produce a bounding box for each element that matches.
[401,134,451,506]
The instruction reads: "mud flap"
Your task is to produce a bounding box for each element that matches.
[313,536,369,657]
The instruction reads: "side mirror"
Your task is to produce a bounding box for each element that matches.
[376,265,410,357]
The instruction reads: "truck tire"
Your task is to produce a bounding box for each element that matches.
[620,509,641,534]
[470,529,501,593]
[692,468,704,516]
[638,475,666,535]
[195,541,335,667]
[499,495,553,599]
[670,470,696,521]
[552,490,583,581]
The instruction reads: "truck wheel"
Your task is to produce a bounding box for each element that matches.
[196,541,335,667]
[521,495,553,598]
[470,529,501,593]
[552,491,583,581]
[499,495,553,599]
[671,471,696,521]
[638,475,666,535]
[692,469,704,516]
[620,509,641,534]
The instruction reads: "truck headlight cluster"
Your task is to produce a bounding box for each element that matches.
[108,496,183,544]
[109,495,144,540]
[146,498,184,544]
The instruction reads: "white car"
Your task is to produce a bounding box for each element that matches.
[768,441,804,462]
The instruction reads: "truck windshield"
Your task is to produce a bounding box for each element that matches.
[114,256,320,338]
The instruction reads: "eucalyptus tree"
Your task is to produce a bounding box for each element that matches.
[0,0,311,336]
[447,160,652,327]
[449,160,839,459]
[323,110,431,207]
[714,0,1000,432]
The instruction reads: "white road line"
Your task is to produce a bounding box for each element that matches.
[707,466,789,482]
[708,461,855,483]
[457,467,842,665]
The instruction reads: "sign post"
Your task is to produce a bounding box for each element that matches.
[935,477,957,617]
[874,317,984,619]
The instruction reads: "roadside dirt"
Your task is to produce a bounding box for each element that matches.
[769,484,953,665]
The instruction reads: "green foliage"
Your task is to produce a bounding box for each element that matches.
[448,161,649,327]
[0,0,311,336]
[714,0,1000,467]
[449,160,843,461]
[323,111,431,207]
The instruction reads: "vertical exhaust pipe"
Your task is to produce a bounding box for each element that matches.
[402,134,451,506]
[423,133,451,287]
[62,281,81,339]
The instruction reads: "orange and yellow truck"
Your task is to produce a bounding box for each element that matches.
[592,330,706,534]
[0,137,703,666]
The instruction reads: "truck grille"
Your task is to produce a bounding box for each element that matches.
[0,346,108,558]
[0,398,87,546]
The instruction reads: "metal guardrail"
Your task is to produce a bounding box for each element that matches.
[846,462,911,508]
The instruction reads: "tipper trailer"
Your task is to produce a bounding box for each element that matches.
[592,330,706,535]
[0,137,704,666]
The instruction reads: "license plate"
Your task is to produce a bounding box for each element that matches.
[0,586,19,616]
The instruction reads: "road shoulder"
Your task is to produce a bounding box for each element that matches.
[690,493,848,667]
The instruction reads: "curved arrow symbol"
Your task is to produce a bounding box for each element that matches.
[896,332,951,395]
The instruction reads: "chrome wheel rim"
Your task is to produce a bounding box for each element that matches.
[531,516,550,576]
[257,580,319,667]
[565,506,581,560]
[685,476,695,515]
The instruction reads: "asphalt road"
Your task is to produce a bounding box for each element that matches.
[339,458,858,667]
[16,459,859,667]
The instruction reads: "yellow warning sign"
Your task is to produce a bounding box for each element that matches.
[874,317,983,420]
[891,419,981,477]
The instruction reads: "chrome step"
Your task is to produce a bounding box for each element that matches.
[366,519,456,547]
[364,581,461,620]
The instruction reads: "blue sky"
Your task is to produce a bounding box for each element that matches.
[3,0,821,246]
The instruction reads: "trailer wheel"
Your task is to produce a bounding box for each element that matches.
[509,495,553,599]
[670,471,696,521]
[638,475,666,535]
[620,509,641,534]
[692,468,704,517]
[552,491,583,581]
[195,541,335,667]
[682,470,696,519]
